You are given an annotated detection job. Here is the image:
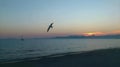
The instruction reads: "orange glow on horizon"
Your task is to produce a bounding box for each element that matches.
[111,30,120,34]
[83,33,95,36]
[83,32,105,36]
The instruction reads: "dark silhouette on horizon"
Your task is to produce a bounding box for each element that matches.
[21,36,24,41]
[47,23,54,32]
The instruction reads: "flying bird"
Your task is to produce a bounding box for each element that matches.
[47,23,54,32]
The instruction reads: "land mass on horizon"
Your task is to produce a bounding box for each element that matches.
[53,34,120,39]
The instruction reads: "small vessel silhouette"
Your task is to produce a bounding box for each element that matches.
[21,36,24,41]
[21,38,24,41]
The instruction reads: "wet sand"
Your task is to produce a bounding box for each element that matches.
[1,48,120,67]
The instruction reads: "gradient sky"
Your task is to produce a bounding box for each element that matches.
[0,0,120,38]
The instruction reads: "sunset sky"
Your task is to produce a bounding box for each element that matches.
[0,0,120,38]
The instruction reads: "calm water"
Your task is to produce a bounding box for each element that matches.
[0,39,120,63]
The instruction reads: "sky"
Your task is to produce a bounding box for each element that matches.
[0,0,120,38]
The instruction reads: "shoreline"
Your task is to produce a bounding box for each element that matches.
[1,48,120,67]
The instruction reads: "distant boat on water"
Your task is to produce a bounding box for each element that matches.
[20,36,24,41]
[21,38,24,41]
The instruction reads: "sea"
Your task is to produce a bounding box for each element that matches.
[0,39,120,63]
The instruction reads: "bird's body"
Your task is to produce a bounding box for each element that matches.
[47,23,54,32]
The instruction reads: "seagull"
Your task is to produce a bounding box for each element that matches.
[47,23,54,32]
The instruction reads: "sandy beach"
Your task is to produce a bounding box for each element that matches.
[1,48,120,67]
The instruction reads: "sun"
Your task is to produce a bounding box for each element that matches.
[83,32,105,36]
[83,33,95,36]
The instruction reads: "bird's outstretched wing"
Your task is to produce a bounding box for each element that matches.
[47,23,54,32]
[47,26,51,32]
